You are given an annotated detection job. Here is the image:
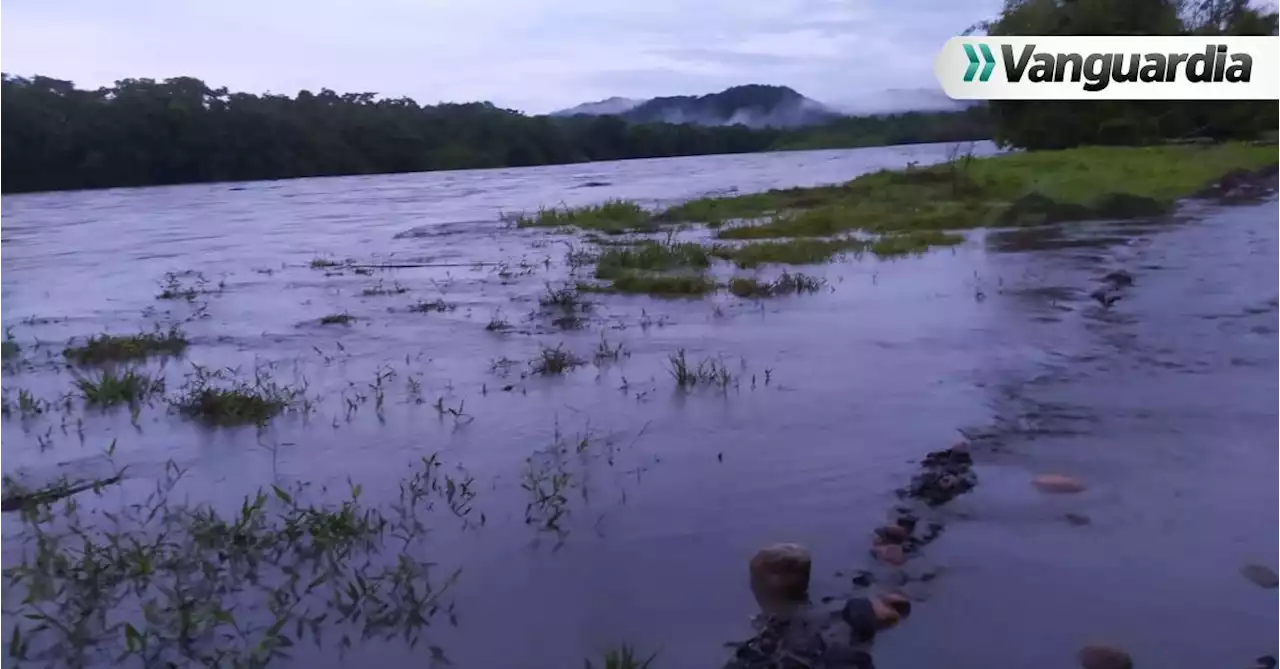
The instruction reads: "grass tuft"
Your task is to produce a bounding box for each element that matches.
[486,312,512,332]
[531,344,585,376]
[319,313,355,326]
[75,369,165,407]
[728,272,825,298]
[540,285,589,312]
[361,280,409,296]
[2,328,20,362]
[586,645,658,669]
[408,299,457,313]
[171,367,301,426]
[667,349,735,390]
[64,328,189,365]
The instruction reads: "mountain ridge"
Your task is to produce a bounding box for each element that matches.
[552,84,843,129]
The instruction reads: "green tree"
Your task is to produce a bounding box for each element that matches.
[973,0,1278,149]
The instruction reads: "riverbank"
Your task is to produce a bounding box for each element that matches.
[515,142,1278,295]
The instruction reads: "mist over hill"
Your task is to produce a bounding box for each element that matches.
[553,85,844,129]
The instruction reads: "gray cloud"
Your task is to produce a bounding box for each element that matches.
[0,0,1003,114]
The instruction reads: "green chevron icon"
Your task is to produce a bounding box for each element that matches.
[963,43,996,82]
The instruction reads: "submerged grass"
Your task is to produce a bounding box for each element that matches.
[75,369,165,407]
[728,272,825,298]
[409,298,457,313]
[670,143,1277,236]
[3,454,472,666]
[531,344,585,375]
[582,273,717,298]
[0,327,19,358]
[516,200,659,234]
[319,313,355,325]
[586,645,658,669]
[63,328,189,365]
[667,349,735,390]
[594,241,711,279]
[171,366,302,426]
[711,239,866,268]
[869,230,966,258]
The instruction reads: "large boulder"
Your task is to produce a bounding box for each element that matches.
[749,543,812,612]
[1078,645,1133,669]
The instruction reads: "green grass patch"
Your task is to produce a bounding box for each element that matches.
[595,241,711,279]
[711,239,867,268]
[671,143,1277,236]
[581,273,717,297]
[75,369,165,407]
[516,200,659,234]
[2,328,18,362]
[658,185,850,225]
[171,367,301,426]
[63,328,189,365]
[728,272,825,298]
[869,230,967,258]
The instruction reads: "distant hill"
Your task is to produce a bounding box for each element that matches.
[552,85,843,129]
[550,96,643,117]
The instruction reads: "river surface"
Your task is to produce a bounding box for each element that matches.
[1,143,1276,669]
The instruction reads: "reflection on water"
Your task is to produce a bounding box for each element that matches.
[2,144,1275,668]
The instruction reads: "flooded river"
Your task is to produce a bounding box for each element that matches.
[1,143,1276,669]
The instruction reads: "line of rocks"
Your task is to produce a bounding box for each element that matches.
[722,441,977,669]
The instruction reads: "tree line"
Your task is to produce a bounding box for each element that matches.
[981,0,1278,149]
[0,76,992,194]
[3,0,1276,193]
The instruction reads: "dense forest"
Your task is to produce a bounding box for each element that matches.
[0,77,991,194]
[979,0,1279,149]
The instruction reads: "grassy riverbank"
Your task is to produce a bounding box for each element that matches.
[512,142,1277,287]
[672,142,1278,235]
[523,143,1276,236]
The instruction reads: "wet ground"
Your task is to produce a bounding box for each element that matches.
[1,143,1276,668]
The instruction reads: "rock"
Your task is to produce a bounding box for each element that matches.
[1090,288,1122,308]
[850,570,874,588]
[841,597,879,642]
[894,513,918,532]
[872,544,906,566]
[877,592,912,620]
[1103,270,1134,287]
[749,543,812,611]
[823,644,875,669]
[1240,564,1279,589]
[1032,474,1086,494]
[724,612,828,669]
[1255,655,1277,669]
[874,524,910,545]
[1064,512,1092,526]
[1078,645,1133,669]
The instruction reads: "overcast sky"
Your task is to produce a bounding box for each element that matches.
[1,0,1000,114]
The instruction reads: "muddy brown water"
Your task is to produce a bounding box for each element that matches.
[1,143,1276,669]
